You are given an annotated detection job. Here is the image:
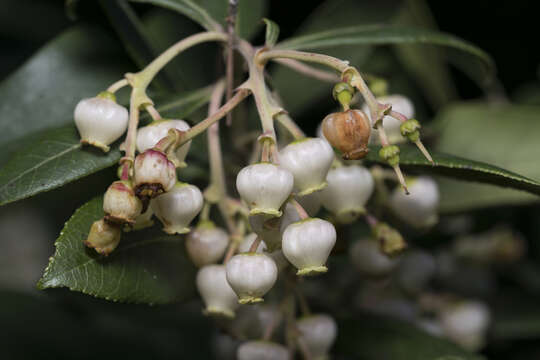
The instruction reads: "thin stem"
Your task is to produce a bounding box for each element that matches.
[276,113,305,140]
[107,79,129,93]
[248,236,262,253]
[122,89,141,163]
[225,0,238,126]
[377,123,409,194]
[176,89,251,148]
[258,49,349,73]
[389,110,408,123]
[274,58,338,82]
[145,104,162,121]
[207,81,227,198]
[294,287,311,316]
[290,199,309,220]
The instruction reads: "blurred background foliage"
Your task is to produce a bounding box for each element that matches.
[1,0,540,359]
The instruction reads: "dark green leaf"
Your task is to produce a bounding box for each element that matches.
[129,0,221,31]
[336,314,484,360]
[270,0,401,115]
[0,86,213,207]
[263,18,279,48]
[365,144,540,197]
[38,197,197,304]
[433,103,540,212]
[100,0,176,90]
[0,26,129,146]
[275,25,494,86]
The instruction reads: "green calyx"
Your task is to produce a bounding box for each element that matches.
[332,82,355,109]
[379,145,400,166]
[373,223,406,256]
[97,90,117,103]
[400,119,421,142]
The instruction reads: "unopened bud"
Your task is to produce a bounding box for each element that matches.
[84,219,121,255]
[134,149,176,201]
[373,222,406,256]
[378,145,400,166]
[400,119,421,142]
[103,180,142,225]
[332,82,355,109]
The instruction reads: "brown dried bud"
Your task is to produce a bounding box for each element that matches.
[322,109,371,160]
[84,219,121,255]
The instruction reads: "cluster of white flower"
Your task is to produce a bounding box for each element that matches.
[74,87,441,358]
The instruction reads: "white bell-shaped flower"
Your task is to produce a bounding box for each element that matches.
[238,233,267,253]
[196,264,239,318]
[186,222,229,267]
[133,149,177,198]
[103,180,142,225]
[279,138,334,196]
[74,93,128,152]
[349,237,398,277]
[249,215,281,252]
[389,176,439,228]
[439,301,490,351]
[297,314,338,360]
[151,182,203,234]
[237,341,290,360]
[362,94,414,144]
[236,163,293,217]
[282,218,336,276]
[136,119,191,167]
[320,165,374,224]
[226,253,277,304]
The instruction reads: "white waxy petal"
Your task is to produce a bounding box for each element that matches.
[349,237,398,277]
[152,182,203,234]
[226,253,277,304]
[297,314,337,359]
[196,265,238,318]
[389,176,439,228]
[74,97,129,152]
[186,224,229,267]
[362,94,414,144]
[136,119,192,167]
[238,233,267,253]
[236,163,293,217]
[282,218,336,276]
[237,341,290,360]
[279,138,334,196]
[440,301,490,351]
[133,149,177,194]
[320,165,374,224]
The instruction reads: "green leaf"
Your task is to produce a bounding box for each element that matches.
[270,0,402,115]
[432,103,540,212]
[365,144,540,197]
[336,314,484,360]
[0,85,213,207]
[275,25,494,85]
[129,0,221,31]
[263,18,280,48]
[38,196,197,304]
[0,26,129,146]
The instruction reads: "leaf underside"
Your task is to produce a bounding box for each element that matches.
[38,196,196,304]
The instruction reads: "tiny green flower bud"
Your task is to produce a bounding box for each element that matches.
[400,119,421,142]
[332,82,355,109]
[378,145,400,166]
[84,219,121,255]
[373,222,407,256]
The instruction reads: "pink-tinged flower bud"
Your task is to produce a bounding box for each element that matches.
[74,93,128,152]
[133,149,176,201]
[84,219,121,255]
[151,182,203,234]
[196,264,239,318]
[103,180,142,225]
[226,253,278,304]
[237,341,290,360]
[297,314,338,360]
[186,222,229,267]
[279,138,334,196]
[320,165,374,224]
[136,119,191,168]
[236,163,294,217]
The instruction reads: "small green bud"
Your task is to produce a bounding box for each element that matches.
[97,90,117,102]
[332,82,355,109]
[370,79,388,97]
[373,222,407,256]
[400,119,421,142]
[379,145,400,166]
